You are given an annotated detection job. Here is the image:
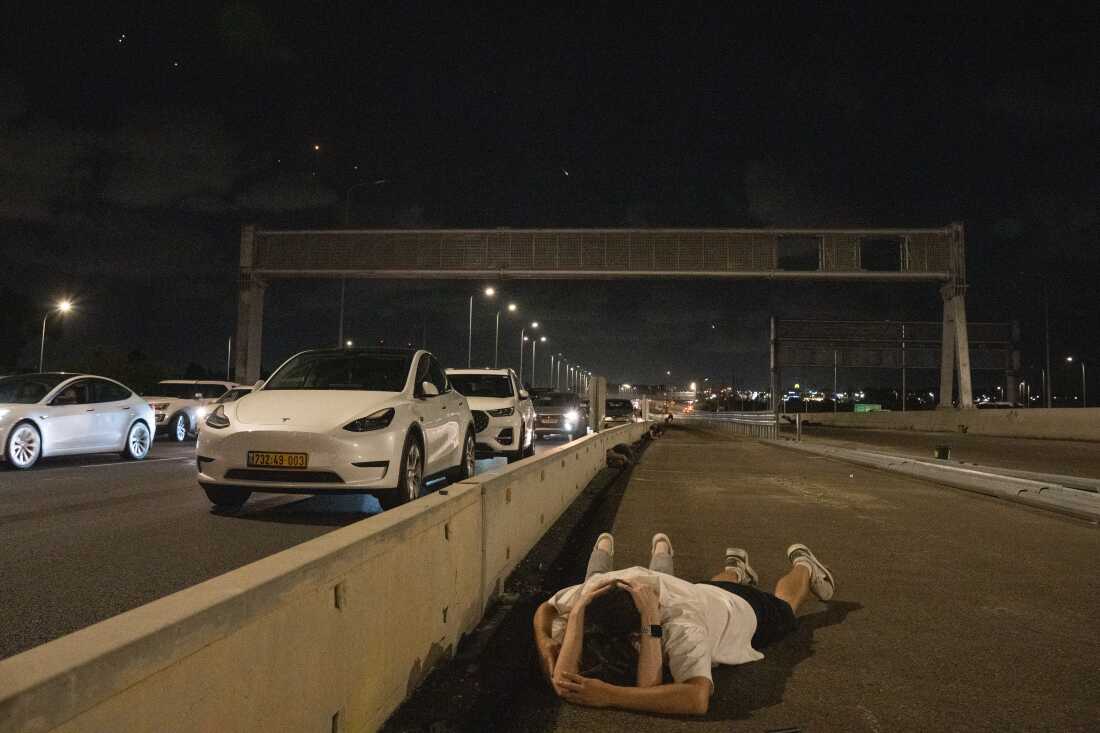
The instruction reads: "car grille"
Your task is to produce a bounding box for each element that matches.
[472,410,490,433]
[224,469,345,484]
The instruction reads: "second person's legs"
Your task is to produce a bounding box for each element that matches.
[585,532,615,581]
[649,532,675,576]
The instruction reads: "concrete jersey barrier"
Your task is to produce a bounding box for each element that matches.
[803,407,1100,442]
[0,422,647,733]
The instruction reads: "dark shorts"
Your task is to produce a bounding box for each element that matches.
[700,581,798,651]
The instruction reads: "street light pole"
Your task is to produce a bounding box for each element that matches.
[39,300,73,372]
[1044,282,1052,408]
[1083,361,1087,408]
[494,311,500,368]
[468,295,474,368]
[337,278,346,347]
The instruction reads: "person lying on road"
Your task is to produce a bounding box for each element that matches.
[532,531,836,716]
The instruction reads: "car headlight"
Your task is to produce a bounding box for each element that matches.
[487,407,514,417]
[564,410,579,422]
[344,408,396,432]
[205,405,230,429]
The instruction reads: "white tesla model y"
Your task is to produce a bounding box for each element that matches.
[0,373,154,469]
[196,348,476,509]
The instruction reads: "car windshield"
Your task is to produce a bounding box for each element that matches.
[264,351,411,392]
[448,374,513,398]
[144,383,202,399]
[0,374,69,404]
[534,392,576,407]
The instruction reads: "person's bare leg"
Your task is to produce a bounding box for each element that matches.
[709,568,745,583]
[584,532,614,581]
[773,564,812,614]
[649,533,675,576]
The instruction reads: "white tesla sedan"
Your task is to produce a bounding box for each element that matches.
[446,368,535,462]
[0,373,154,469]
[196,348,476,509]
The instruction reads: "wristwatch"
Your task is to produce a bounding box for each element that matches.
[643,624,663,639]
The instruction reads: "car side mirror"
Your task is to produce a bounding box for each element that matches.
[519,389,530,400]
[420,381,440,397]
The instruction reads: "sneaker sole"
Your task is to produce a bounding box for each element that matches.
[724,548,759,586]
[786,543,835,601]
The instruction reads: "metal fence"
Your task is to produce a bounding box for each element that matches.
[678,411,779,439]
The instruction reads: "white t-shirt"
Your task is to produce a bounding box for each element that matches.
[547,566,763,689]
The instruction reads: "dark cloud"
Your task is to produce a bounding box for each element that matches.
[235,174,337,211]
[0,119,89,222]
[101,111,239,209]
[743,160,845,226]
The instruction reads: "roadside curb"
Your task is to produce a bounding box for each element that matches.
[766,439,1100,523]
[380,434,652,731]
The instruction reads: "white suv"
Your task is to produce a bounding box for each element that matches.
[197,348,475,509]
[144,380,239,442]
[446,368,535,463]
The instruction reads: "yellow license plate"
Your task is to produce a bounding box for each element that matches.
[247,451,308,469]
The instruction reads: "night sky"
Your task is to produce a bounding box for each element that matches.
[2,5,1097,394]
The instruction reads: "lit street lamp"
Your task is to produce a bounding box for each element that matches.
[518,322,539,383]
[494,302,518,368]
[39,300,73,372]
[531,335,547,386]
[1066,356,1086,407]
[468,287,495,367]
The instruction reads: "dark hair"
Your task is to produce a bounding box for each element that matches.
[586,586,640,635]
[580,587,641,685]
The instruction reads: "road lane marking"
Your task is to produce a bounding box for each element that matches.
[76,457,192,468]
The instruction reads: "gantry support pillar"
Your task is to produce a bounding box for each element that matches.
[234,225,267,385]
[938,282,974,409]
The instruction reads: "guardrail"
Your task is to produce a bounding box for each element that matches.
[677,411,780,439]
[0,422,648,733]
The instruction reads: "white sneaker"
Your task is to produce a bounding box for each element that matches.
[724,547,759,586]
[594,532,614,556]
[786,543,836,601]
[651,532,673,557]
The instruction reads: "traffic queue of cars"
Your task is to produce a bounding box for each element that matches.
[1,347,617,514]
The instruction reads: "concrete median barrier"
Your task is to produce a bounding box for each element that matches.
[803,407,1100,442]
[0,422,646,733]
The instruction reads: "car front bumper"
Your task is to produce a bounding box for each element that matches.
[474,415,522,455]
[196,425,403,491]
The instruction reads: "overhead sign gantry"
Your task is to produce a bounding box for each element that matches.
[235,223,973,407]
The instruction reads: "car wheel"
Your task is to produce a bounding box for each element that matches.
[522,425,536,457]
[5,422,42,470]
[507,425,526,463]
[450,429,476,479]
[121,421,151,460]
[380,432,423,510]
[202,484,251,507]
[168,413,189,443]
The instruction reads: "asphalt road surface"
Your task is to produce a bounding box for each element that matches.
[470,425,1099,732]
[0,436,562,660]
